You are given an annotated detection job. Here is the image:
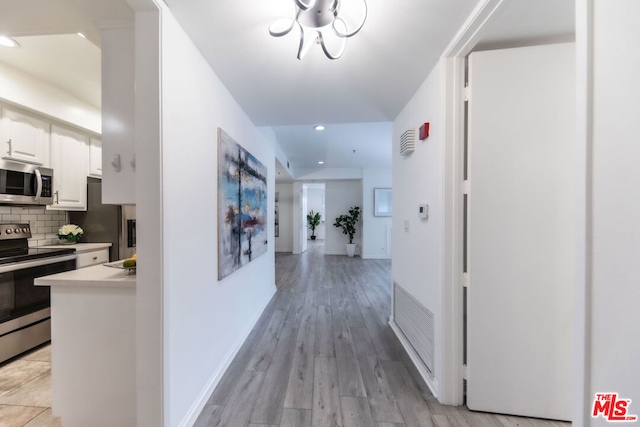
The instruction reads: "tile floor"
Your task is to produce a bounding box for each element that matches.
[0,343,61,427]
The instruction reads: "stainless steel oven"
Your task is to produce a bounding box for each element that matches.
[0,223,76,363]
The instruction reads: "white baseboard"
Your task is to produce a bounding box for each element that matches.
[178,287,277,427]
[389,319,439,400]
[361,253,391,260]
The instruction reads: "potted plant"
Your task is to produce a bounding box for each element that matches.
[307,210,321,240]
[333,206,360,257]
[58,224,83,245]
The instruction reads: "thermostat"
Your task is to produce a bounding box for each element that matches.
[418,204,429,219]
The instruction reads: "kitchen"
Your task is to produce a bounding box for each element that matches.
[0,10,137,426]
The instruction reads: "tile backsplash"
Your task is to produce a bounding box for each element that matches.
[0,206,68,247]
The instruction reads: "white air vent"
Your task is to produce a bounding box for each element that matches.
[400,129,415,155]
[393,281,435,377]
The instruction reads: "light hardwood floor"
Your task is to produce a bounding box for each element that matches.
[195,241,571,427]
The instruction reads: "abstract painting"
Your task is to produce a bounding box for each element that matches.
[274,192,280,238]
[218,128,268,280]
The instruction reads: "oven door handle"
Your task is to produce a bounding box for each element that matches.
[34,169,43,203]
[0,254,78,274]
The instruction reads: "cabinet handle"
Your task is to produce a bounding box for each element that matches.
[92,256,98,260]
[7,139,11,154]
[54,190,59,204]
[111,154,121,172]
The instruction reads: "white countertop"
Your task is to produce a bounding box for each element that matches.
[35,262,135,288]
[38,242,112,254]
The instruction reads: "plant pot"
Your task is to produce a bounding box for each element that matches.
[59,236,81,245]
[310,235,317,240]
[346,243,356,257]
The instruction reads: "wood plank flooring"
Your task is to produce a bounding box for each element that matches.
[195,241,571,427]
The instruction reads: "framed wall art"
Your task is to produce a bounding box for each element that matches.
[218,128,268,280]
[374,188,392,217]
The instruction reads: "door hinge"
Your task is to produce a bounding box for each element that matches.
[462,364,469,380]
[464,84,470,102]
[463,180,470,195]
[462,272,469,288]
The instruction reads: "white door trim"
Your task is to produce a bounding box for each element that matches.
[439,0,506,405]
[574,1,593,425]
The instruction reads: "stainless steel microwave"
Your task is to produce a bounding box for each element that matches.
[0,160,53,206]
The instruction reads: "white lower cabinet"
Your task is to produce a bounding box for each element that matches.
[76,249,109,269]
[49,125,89,211]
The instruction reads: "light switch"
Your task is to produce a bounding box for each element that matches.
[419,204,429,219]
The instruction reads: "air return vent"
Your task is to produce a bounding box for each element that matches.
[393,281,435,377]
[400,129,415,155]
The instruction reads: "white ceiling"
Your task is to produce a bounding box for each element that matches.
[0,34,101,108]
[0,0,574,174]
[164,0,480,127]
[271,122,392,169]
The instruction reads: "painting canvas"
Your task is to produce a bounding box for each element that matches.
[218,128,268,280]
[275,192,280,238]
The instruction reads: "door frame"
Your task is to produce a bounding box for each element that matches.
[439,0,506,405]
[440,1,589,423]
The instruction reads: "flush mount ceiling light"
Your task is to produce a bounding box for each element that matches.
[269,0,367,60]
[314,124,325,131]
[0,36,19,48]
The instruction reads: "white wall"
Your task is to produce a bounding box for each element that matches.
[132,5,163,426]
[0,61,100,134]
[275,183,294,252]
[296,167,363,181]
[306,186,326,240]
[324,180,363,255]
[159,7,276,426]
[362,168,392,259]
[584,1,640,425]
[392,60,445,393]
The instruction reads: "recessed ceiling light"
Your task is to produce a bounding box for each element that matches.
[0,36,19,48]
[314,125,325,131]
[318,161,325,165]
[77,32,87,39]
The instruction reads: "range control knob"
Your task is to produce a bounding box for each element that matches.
[25,228,30,233]
[22,228,28,233]
[14,228,21,234]
[6,229,12,234]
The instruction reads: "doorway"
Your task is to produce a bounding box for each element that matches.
[438,0,576,412]
[304,183,326,252]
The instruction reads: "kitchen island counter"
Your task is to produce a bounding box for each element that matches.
[36,261,136,427]
[34,261,135,288]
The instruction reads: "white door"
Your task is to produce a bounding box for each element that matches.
[466,43,575,420]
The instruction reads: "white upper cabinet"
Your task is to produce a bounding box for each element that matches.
[101,26,135,204]
[49,125,89,211]
[0,107,48,166]
[89,137,102,178]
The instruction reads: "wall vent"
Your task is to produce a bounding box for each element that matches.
[400,129,415,155]
[393,281,435,377]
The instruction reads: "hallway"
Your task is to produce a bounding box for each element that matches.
[195,243,571,427]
